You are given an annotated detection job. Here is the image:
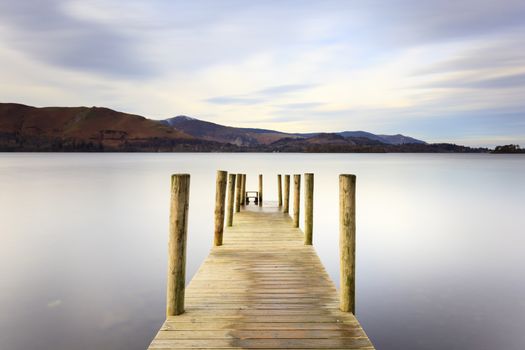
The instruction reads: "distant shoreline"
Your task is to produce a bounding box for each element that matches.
[0,102,510,153]
[0,149,498,154]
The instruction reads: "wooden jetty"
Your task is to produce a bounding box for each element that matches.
[148,171,374,350]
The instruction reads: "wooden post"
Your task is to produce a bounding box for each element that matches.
[235,173,242,212]
[226,174,236,226]
[214,170,227,246]
[241,174,246,205]
[258,174,263,207]
[277,174,283,207]
[304,173,314,245]
[339,174,356,314]
[166,174,190,316]
[293,174,301,227]
[283,175,290,214]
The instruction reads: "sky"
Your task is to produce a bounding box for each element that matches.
[0,0,524,147]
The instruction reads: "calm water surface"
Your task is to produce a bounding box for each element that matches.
[1,153,524,350]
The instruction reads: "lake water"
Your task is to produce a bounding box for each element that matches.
[1,153,524,350]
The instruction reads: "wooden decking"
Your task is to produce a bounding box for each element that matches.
[148,204,374,350]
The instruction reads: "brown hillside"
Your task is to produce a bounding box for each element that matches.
[0,103,192,141]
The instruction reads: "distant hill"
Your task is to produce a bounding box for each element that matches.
[0,103,487,152]
[162,115,425,146]
[0,103,235,151]
[337,131,425,145]
[491,144,525,154]
[292,131,425,145]
[161,115,300,146]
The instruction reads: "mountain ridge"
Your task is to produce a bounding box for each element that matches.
[0,103,237,151]
[0,103,486,152]
[161,115,300,146]
[162,115,426,146]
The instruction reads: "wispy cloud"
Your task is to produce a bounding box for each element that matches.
[256,84,317,96]
[414,40,525,76]
[351,0,525,45]
[0,1,154,78]
[456,73,525,89]
[205,84,318,106]
[47,299,62,308]
[275,102,325,110]
[205,96,265,105]
[429,72,525,89]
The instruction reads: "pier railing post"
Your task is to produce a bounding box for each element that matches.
[293,174,301,227]
[258,174,263,206]
[235,173,242,212]
[278,174,283,207]
[283,175,290,214]
[241,174,246,206]
[339,174,356,313]
[166,174,190,316]
[214,170,227,246]
[226,174,236,226]
[304,173,314,245]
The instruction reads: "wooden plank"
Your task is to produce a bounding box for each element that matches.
[161,322,362,331]
[149,338,373,348]
[154,329,367,339]
[148,205,374,350]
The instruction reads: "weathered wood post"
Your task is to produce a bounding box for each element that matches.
[293,174,301,227]
[283,175,290,213]
[214,170,227,246]
[277,174,283,207]
[166,174,190,316]
[235,173,242,212]
[258,174,263,206]
[226,174,236,226]
[339,174,356,314]
[304,173,314,245]
[241,174,246,205]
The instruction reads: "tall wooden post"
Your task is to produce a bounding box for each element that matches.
[241,174,246,205]
[214,170,227,246]
[258,174,263,206]
[293,174,301,227]
[166,174,190,316]
[277,174,283,207]
[339,174,356,313]
[304,173,314,245]
[235,173,242,212]
[226,174,236,226]
[283,175,290,214]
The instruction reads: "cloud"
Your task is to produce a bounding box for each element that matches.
[461,73,525,89]
[426,73,525,90]
[205,96,264,105]
[275,102,325,109]
[349,0,525,45]
[256,84,317,96]
[205,84,317,106]
[47,299,62,308]
[414,39,525,76]
[0,0,154,78]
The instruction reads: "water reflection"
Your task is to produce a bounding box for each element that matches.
[0,153,524,349]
